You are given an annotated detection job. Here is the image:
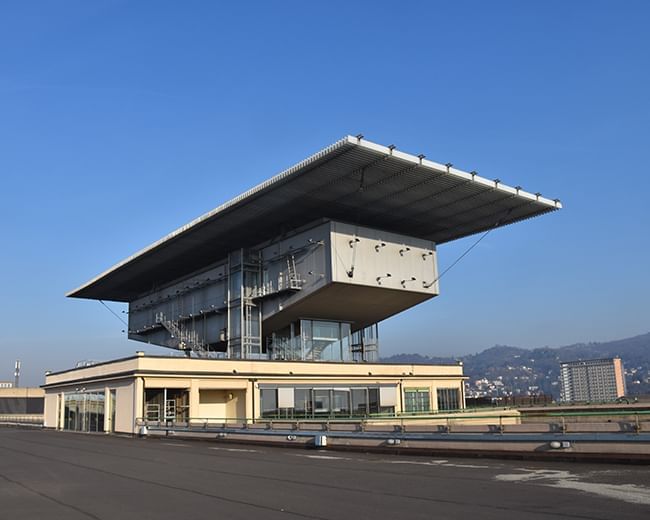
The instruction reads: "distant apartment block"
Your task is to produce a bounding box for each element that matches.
[560,358,626,402]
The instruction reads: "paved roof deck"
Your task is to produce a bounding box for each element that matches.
[68,136,561,301]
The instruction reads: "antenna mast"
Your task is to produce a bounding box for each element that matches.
[14,360,20,388]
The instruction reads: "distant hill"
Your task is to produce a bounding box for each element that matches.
[381,332,650,398]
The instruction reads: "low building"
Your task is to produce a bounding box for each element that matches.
[560,358,626,403]
[0,387,45,421]
[43,353,465,433]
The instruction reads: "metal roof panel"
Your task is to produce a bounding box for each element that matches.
[68,136,560,301]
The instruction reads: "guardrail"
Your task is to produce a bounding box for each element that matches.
[136,408,650,436]
[0,415,43,426]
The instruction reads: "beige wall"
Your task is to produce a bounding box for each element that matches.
[197,389,228,420]
[114,379,138,434]
[614,358,626,397]
[0,387,44,398]
[43,355,466,431]
[43,393,58,427]
[403,380,465,412]
[194,390,246,422]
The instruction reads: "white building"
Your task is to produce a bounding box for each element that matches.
[560,358,626,402]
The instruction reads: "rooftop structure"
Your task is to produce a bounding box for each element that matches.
[50,136,559,434]
[67,136,560,362]
[43,354,467,433]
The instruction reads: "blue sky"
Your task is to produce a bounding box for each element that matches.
[1,1,648,386]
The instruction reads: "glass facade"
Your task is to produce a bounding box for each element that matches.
[63,391,105,432]
[260,385,395,419]
[351,325,379,362]
[266,320,378,362]
[437,388,460,411]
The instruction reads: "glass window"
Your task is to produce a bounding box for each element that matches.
[332,390,350,416]
[404,388,430,413]
[260,389,277,418]
[313,389,330,414]
[312,321,340,340]
[310,321,341,361]
[63,392,105,432]
[258,385,395,419]
[340,323,351,361]
[437,388,460,411]
[351,388,368,416]
[367,387,395,415]
[368,388,379,414]
[294,389,312,417]
[145,389,164,421]
[300,319,312,360]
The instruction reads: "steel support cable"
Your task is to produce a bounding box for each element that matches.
[423,208,514,289]
[98,300,128,327]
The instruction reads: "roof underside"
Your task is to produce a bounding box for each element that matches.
[69,136,561,302]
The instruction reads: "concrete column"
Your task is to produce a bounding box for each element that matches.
[245,380,254,424]
[189,379,200,425]
[58,392,65,430]
[396,379,403,415]
[104,387,110,433]
[133,377,144,434]
[431,384,439,412]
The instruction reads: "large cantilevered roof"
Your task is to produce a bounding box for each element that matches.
[69,135,561,302]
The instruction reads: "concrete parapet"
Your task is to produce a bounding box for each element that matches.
[565,422,636,433]
[295,423,324,431]
[504,423,556,433]
[327,423,361,432]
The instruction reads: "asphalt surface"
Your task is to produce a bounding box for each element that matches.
[1,428,649,520]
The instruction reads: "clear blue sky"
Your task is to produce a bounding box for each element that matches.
[1,1,648,386]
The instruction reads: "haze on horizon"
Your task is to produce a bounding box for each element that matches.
[1,1,648,387]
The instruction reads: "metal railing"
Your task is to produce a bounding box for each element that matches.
[136,408,650,437]
[0,415,44,426]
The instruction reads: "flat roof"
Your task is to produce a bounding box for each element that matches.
[42,354,466,388]
[69,135,561,301]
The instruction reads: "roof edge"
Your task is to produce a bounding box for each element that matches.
[67,135,562,300]
[67,136,354,299]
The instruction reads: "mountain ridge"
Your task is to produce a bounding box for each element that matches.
[381,332,650,398]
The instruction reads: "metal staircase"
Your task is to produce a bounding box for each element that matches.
[286,255,302,290]
[155,312,208,356]
[304,342,330,361]
[253,254,303,300]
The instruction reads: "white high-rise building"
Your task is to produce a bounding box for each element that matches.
[560,358,626,402]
